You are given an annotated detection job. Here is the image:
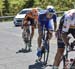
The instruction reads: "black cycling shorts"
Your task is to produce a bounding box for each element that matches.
[27,17,35,26]
[57,30,65,48]
[57,29,75,48]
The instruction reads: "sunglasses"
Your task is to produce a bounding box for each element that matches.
[47,12,53,16]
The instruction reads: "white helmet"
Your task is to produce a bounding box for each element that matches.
[47,5,55,14]
[47,5,54,9]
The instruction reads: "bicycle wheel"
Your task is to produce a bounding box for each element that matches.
[62,55,66,68]
[22,28,31,51]
[42,41,49,65]
[70,60,75,69]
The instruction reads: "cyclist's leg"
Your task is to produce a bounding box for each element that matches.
[38,23,43,48]
[22,25,29,41]
[43,21,53,64]
[30,25,35,45]
[37,22,43,60]
[53,41,65,67]
[53,31,65,68]
[29,19,35,46]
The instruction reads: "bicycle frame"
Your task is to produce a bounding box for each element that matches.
[22,25,31,51]
[41,25,49,65]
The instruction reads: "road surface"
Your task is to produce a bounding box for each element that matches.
[0,20,75,69]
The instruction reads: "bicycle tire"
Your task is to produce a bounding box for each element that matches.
[70,61,75,69]
[62,55,66,68]
[22,28,31,51]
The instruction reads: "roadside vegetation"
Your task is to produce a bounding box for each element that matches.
[0,0,75,16]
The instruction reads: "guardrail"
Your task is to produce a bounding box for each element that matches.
[0,16,15,21]
[0,16,14,19]
[0,11,64,21]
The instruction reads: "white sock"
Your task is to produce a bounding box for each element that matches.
[52,66,58,69]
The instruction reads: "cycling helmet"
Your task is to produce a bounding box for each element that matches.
[47,5,54,9]
[47,5,55,14]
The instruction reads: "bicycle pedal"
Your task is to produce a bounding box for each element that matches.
[43,62,47,65]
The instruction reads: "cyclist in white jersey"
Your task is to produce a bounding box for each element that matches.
[53,9,75,69]
[62,9,75,46]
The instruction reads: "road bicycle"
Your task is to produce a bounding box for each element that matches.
[62,38,75,69]
[37,25,50,65]
[22,25,31,51]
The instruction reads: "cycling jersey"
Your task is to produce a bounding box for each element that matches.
[23,11,38,26]
[38,10,57,31]
[62,9,75,32]
[57,9,75,48]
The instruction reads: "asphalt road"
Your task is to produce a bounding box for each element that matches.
[0,20,75,69]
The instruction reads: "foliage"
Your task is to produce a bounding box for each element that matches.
[22,0,35,8]
[9,0,25,15]
[0,0,4,16]
[0,0,75,16]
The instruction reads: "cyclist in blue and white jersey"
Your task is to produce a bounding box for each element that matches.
[47,5,57,31]
[53,9,75,69]
[37,6,57,61]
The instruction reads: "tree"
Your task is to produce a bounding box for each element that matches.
[3,0,9,14]
[9,0,25,15]
[0,0,4,16]
[22,0,35,8]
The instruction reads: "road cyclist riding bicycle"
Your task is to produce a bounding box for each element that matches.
[36,5,57,63]
[21,8,38,51]
[53,9,75,69]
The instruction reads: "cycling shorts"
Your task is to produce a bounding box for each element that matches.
[27,17,35,26]
[57,30,65,48]
[57,29,75,48]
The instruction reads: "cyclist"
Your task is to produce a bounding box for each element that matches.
[53,9,75,69]
[47,5,57,31]
[22,8,38,47]
[37,6,57,61]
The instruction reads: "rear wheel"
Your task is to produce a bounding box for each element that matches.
[22,28,31,51]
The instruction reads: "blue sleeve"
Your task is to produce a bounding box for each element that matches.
[38,13,42,22]
[38,15,40,22]
[52,14,57,23]
[38,14,47,22]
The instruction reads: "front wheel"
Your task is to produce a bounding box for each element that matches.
[42,42,49,65]
[70,60,75,69]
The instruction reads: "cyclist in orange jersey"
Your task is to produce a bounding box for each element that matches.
[22,8,38,47]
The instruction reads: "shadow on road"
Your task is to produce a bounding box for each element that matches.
[16,48,32,53]
[29,62,46,69]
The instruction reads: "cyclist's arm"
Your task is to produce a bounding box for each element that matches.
[21,15,28,29]
[23,15,28,25]
[27,13,34,19]
[61,17,71,46]
[52,14,57,31]
[61,32,69,46]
